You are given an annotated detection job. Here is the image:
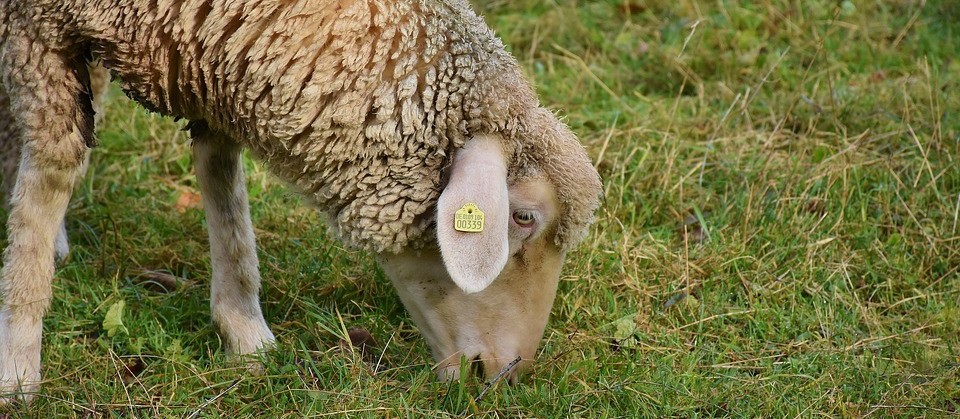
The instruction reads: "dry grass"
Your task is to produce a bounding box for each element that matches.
[2,0,958,416]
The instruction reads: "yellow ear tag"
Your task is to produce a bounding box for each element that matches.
[454,203,485,233]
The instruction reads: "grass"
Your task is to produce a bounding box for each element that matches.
[3,0,959,416]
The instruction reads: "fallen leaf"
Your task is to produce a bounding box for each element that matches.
[175,189,203,213]
[663,292,688,309]
[612,314,639,349]
[806,198,826,215]
[619,1,646,14]
[680,211,710,244]
[120,357,147,385]
[347,328,377,355]
[337,327,381,366]
[130,268,191,293]
[103,300,127,337]
[869,70,887,83]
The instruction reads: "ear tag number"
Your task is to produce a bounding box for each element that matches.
[454,203,485,233]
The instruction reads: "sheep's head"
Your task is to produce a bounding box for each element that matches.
[436,108,602,293]
[379,109,601,381]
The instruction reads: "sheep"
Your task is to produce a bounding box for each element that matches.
[0,0,602,403]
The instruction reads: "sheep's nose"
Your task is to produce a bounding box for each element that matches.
[480,355,527,385]
[436,354,528,384]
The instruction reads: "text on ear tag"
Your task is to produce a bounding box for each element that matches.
[454,203,485,232]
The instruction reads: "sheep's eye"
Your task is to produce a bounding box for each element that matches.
[512,210,536,226]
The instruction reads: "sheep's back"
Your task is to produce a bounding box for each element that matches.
[72,0,533,252]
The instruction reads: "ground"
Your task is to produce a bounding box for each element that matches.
[2,0,958,416]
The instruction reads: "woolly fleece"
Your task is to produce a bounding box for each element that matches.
[1,0,601,254]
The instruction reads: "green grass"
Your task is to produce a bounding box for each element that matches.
[4,0,960,416]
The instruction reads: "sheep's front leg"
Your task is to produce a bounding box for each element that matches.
[191,124,275,356]
[0,46,93,404]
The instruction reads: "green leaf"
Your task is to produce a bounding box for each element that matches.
[612,314,638,348]
[840,1,856,17]
[103,299,127,337]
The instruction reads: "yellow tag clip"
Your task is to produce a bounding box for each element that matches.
[454,203,485,233]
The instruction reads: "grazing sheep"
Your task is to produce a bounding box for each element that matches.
[0,0,602,403]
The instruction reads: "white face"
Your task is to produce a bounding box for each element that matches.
[378,176,566,381]
[379,120,601,381]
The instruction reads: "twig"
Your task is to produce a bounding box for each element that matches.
[184,377,243,419]
[866,404,954,416]
[552,44,638,115]
[374,329,396,374]
[699,48,788,186]
[843,323,942,352]
[890,0,925,48]
[677,19,705,59]
[768,7,841,146]
[474,356,522,403]
[593,112,619,170]
[673,310,754,331]
[697,93,740,187]
[952,192,959,234]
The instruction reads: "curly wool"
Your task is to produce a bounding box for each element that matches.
[14,0,599,253]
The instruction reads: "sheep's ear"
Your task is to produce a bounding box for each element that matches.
[437,135,510,294]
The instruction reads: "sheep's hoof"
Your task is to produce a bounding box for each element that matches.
[0,390,35,410]
[223,332,275,375]
[0,318,40,408]
[226,351,270,375]
[0,373,39,408]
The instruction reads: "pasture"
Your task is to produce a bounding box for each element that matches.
[3,0,959,416]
